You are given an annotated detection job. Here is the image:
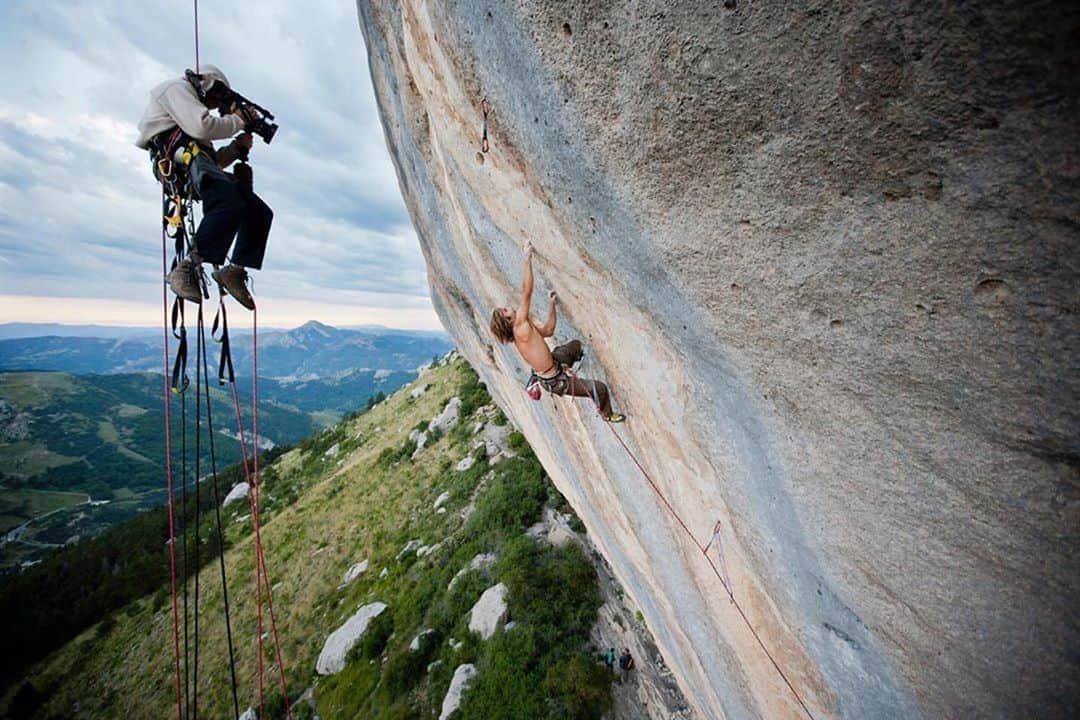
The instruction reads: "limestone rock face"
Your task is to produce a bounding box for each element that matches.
[357,2,1079,718]
[316,601,388,675]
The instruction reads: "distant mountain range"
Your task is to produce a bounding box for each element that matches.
[0,321,453,572]
[0,321,452,378]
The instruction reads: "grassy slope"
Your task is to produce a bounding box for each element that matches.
[20,358,608,720]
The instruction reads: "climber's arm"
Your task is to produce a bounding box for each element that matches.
[537,291,557,337]
[516,241,534,322]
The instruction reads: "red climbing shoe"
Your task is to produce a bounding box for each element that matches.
[212,264,255,310]
[168,255,203,304]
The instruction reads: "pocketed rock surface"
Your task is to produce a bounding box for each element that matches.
[356,2,1080,718]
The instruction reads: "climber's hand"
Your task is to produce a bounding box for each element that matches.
[235,132,253,150]
[549,291,557,304]
[524,240,534,257]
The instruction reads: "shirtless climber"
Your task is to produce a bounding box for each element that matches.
[489,242,624,422]
[135,64,272,310]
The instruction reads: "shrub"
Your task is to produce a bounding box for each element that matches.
[544,652,613,719]
[359,611,395,660]
[507,431,528,453]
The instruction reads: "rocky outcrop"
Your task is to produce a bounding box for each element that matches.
[357,2,1079,718]
[315,601,388,675]
[428,396,461,434]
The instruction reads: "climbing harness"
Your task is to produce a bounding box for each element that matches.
[480,98,490,153]
[558,349,819,720]
[158,2,292,718]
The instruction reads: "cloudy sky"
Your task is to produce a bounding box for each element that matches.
[0,0,441,330]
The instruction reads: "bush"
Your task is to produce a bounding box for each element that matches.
[507,431,528,453]
[381,628,442,696]
[544,652,613,719]
[359,611,395,660]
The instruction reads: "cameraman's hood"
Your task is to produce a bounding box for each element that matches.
[196,65,230,92]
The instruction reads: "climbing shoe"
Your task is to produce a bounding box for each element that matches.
[605,412,626,423]
[167,255,203,304]
[212,264,255,310]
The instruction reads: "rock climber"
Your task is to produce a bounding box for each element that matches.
[135,64,272,310]
[618,647,635,682]
[489,242,624,422]
[604,647,616,675]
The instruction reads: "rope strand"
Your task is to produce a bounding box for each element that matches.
[161,193,184,720]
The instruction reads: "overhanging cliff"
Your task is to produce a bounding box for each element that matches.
[356,2,1079,718]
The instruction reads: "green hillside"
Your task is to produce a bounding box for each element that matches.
[0,372,319,574]
[7,358,613,720]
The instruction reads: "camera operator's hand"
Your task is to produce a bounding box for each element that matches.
[235,132,253,151]
[232,106,258,125]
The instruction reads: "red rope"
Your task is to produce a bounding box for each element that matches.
[161,195,184,720]
[564,366,817,719]
[228,365,265,720]
[232,303,292,719]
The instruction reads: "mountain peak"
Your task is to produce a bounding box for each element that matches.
[297,320,336,333]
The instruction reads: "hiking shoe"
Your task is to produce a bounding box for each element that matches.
[212,264,255,310]
[167,256,203,303]
[605,412,626,423]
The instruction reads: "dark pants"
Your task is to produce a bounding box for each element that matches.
[541,340,613,415]
[191,154,272,269]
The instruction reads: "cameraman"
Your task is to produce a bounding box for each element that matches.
[135,64,272,310]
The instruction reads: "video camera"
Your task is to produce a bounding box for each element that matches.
[185,69,278,145]
[219,88,278,145]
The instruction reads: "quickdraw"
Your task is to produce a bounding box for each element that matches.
[481,97,490,153]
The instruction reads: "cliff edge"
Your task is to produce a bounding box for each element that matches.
[356,2,1079,718]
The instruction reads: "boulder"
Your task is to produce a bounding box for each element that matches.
[222,482,249,508]
[410,628,436,651]
[433,491,451,510]
[448,552,497,592]
[454,455,475,473]
[324,443,339,458]
[428,397,461,434]
[410,383,429,398]
[438,664,477,720]
[397,539,422,560]
[341,559,369,586]
[238,708,256,720]
[315,601,388,675]
[468,583,509,640]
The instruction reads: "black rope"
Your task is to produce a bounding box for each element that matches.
[192,303,202,720]
[197,304,242,720]
[212,300,235,385]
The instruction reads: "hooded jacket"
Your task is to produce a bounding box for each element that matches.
[134,65,244,150]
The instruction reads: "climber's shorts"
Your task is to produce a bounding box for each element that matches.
[537,368,571,395]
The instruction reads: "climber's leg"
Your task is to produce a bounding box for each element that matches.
[566,377,612,416]
[551,339,583,367]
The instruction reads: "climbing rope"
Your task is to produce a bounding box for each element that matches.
[193,0,200,74]
[220,298,293,720]
[161,191,184,720]
[562,355,818,720]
